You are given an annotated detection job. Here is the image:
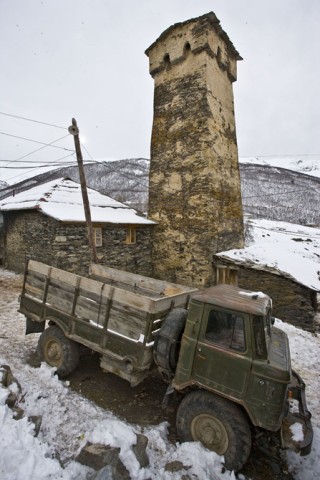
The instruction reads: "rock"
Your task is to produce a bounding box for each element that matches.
[132,434,149,468]
[165,460,189,472]
[6,391,19,408]
[76,432,149,477]
[12,407,24,420]
[0,365,22,410]
[28,415,42,437]
[0,364,21,391]
[76,443,121,471]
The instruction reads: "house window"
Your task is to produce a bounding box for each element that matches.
[125,226,136,245]
[94,228,102,247]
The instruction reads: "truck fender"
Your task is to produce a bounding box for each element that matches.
[26,317,45,335]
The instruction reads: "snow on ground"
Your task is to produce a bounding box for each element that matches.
[239,156,320,179]
[0,267,319,480]
[217,218,320,291]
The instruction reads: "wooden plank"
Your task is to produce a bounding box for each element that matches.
[46,284,75,314]
[107,317,143,341]
[78,276,114,298]
[24,284,44,301]
[109,303,149,332]
[49,267,80,287]
[24,270,46,300]
[90,274,164,299]
[90,263,196,296]
[25,273,45,290]
[49,278,77,295]
[28,260,50,276]
[74,295,101,323]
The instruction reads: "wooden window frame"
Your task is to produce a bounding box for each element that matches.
[124,226,136,245]
[94,227,103,247]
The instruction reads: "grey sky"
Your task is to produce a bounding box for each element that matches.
[0,0,319,184]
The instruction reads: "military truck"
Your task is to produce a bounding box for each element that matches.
[19,259,313,471]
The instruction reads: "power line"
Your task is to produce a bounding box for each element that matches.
[0,153,76,186]
[1,133,73,170]
[0,111,66,130]
[0,158,76,164]
[0,131,73,153]
[0,161,76,169]
[242,187,317,200]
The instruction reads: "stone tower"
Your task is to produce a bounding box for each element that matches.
[145,12,244,287]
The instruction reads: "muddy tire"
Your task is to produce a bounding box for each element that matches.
[153,308,188,380]
[176,390,251,471]
[37,325,79,377]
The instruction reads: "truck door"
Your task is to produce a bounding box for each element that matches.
[192,305,252,401]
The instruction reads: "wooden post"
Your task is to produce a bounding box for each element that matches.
[68,118,97,263]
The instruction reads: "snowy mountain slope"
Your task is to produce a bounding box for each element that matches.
[1,156,319,224]
[240,156,320,178]
[240,163,320,225]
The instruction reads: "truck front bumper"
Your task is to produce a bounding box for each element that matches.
[281,369,313,456]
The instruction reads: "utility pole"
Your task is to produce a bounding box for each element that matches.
[68,118,97,264]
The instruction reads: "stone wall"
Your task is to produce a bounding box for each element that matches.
[146,13,244,288]
[213,257,317,331]
[2,210,154,277]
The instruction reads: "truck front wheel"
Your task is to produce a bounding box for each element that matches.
[37,325,79,377]
[176,390,251,471]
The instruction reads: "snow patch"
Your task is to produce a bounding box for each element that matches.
[290,422,305,442]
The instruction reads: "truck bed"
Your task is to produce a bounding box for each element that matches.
[20,260,197,385]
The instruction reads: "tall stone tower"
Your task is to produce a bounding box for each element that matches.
[145,12,244,287]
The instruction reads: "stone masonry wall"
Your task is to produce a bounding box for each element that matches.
[213,257,317,331]
[146,13,244,288]
[3,211,154,277]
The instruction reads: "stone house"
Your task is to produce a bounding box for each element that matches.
[213,258,318,332]
[213,218,320,331]
[0,178,155,276]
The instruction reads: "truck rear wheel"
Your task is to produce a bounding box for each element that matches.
[37,325,79,377]
[176,390,251,471]
[153,308,188,381]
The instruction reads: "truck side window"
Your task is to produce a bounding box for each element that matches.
[205,310,246,352]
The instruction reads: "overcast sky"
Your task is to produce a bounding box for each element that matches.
[0,0,319,184]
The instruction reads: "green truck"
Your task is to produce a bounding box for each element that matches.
[20,259,313,471]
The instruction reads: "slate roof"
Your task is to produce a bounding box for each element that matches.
[0,178,156,225]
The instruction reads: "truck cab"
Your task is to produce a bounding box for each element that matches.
[167,284,312,469]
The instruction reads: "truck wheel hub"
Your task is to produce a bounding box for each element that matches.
[191,414,229,455]
[46,340,62,364]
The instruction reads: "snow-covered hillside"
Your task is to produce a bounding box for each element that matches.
[239,156,320,179]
